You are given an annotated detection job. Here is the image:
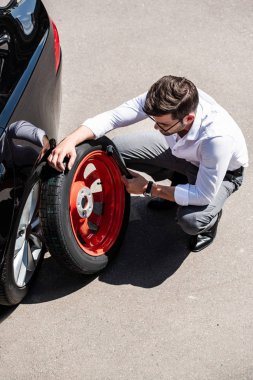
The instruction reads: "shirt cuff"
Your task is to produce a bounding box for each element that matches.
[81,119,99,139]
[174,184,190,206]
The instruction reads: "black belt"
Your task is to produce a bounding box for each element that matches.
[226,166,244,177]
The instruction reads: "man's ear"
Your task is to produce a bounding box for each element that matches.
[182,112,195,131]
[185,112,195,123]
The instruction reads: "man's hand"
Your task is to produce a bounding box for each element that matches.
[121,170,176,202]
[37,134,50,162]
[47,125,95,172]
[47,137,77,172]
[121,171,148,195]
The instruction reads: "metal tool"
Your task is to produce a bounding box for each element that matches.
[106,145,133,179]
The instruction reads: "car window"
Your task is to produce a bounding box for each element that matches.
[0,0,49,114]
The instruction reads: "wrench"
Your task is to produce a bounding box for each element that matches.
[106,145,133,179]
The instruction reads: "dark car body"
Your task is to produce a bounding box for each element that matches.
[0,0,61,304]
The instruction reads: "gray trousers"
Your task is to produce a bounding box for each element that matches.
[112,128,243,236]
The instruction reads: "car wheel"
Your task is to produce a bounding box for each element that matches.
[0,164,45,306]
[40,137,130,274]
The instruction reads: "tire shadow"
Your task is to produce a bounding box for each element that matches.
[8,196,190,307]
[99,196,191,288]
[22,255,97,304]
[0,305,18,324]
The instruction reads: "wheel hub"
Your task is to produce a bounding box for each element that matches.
[76,187,94,218]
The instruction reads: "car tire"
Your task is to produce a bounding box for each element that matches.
[39,137,130,274]
[0,163,46,306]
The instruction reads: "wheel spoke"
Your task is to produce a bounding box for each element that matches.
[30,216,40,230]
[29,233,43,261]
[13,182,43,287]
[13,241,25,282]
[19,193,32,227]
[14,240,28,287]
[28,183,40,224]
[92,191,103,202]
[70,181,85,212]
[84,170,100,188]
[15,231,26,254]
[79,219,90,239]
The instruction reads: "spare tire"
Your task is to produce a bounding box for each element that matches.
[39,137,130,274]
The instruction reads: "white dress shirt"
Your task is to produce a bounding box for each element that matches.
[83,90,248,206]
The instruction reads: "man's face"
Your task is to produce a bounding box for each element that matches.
[149,113,195,136]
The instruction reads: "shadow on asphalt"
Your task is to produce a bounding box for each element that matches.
[0,197,191,318]
[0,305,18,324]
[0,256,98,324]
[99,197,191,288]
[0,258,97,321]
[22,257,98,304]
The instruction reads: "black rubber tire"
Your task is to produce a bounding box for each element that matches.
[0,163,46,306]
[39,137,130,274]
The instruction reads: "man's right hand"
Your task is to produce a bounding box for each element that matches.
[47,137,77,172]
[47,125,96,172]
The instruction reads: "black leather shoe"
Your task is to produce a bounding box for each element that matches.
[147,198,176,210]
[189,210,223,252]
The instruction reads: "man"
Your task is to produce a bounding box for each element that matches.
[47,75,248,252]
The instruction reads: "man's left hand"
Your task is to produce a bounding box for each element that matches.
[121,171,148,195]
[37,134,50,162]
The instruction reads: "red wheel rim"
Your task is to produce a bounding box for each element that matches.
[69,150,126,256]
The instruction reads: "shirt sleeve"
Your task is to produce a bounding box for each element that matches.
[174,135,234,206]
[8,120,45,146]
[82,92,148,138]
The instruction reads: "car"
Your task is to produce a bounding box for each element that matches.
[0,0,130,307]
[0,0,62,305]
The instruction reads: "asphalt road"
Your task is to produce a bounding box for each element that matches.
[1,1,253,379]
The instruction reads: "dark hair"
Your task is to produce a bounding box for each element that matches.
[143,75,199,119]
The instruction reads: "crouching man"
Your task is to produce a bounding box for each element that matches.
[47,75,248,252]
